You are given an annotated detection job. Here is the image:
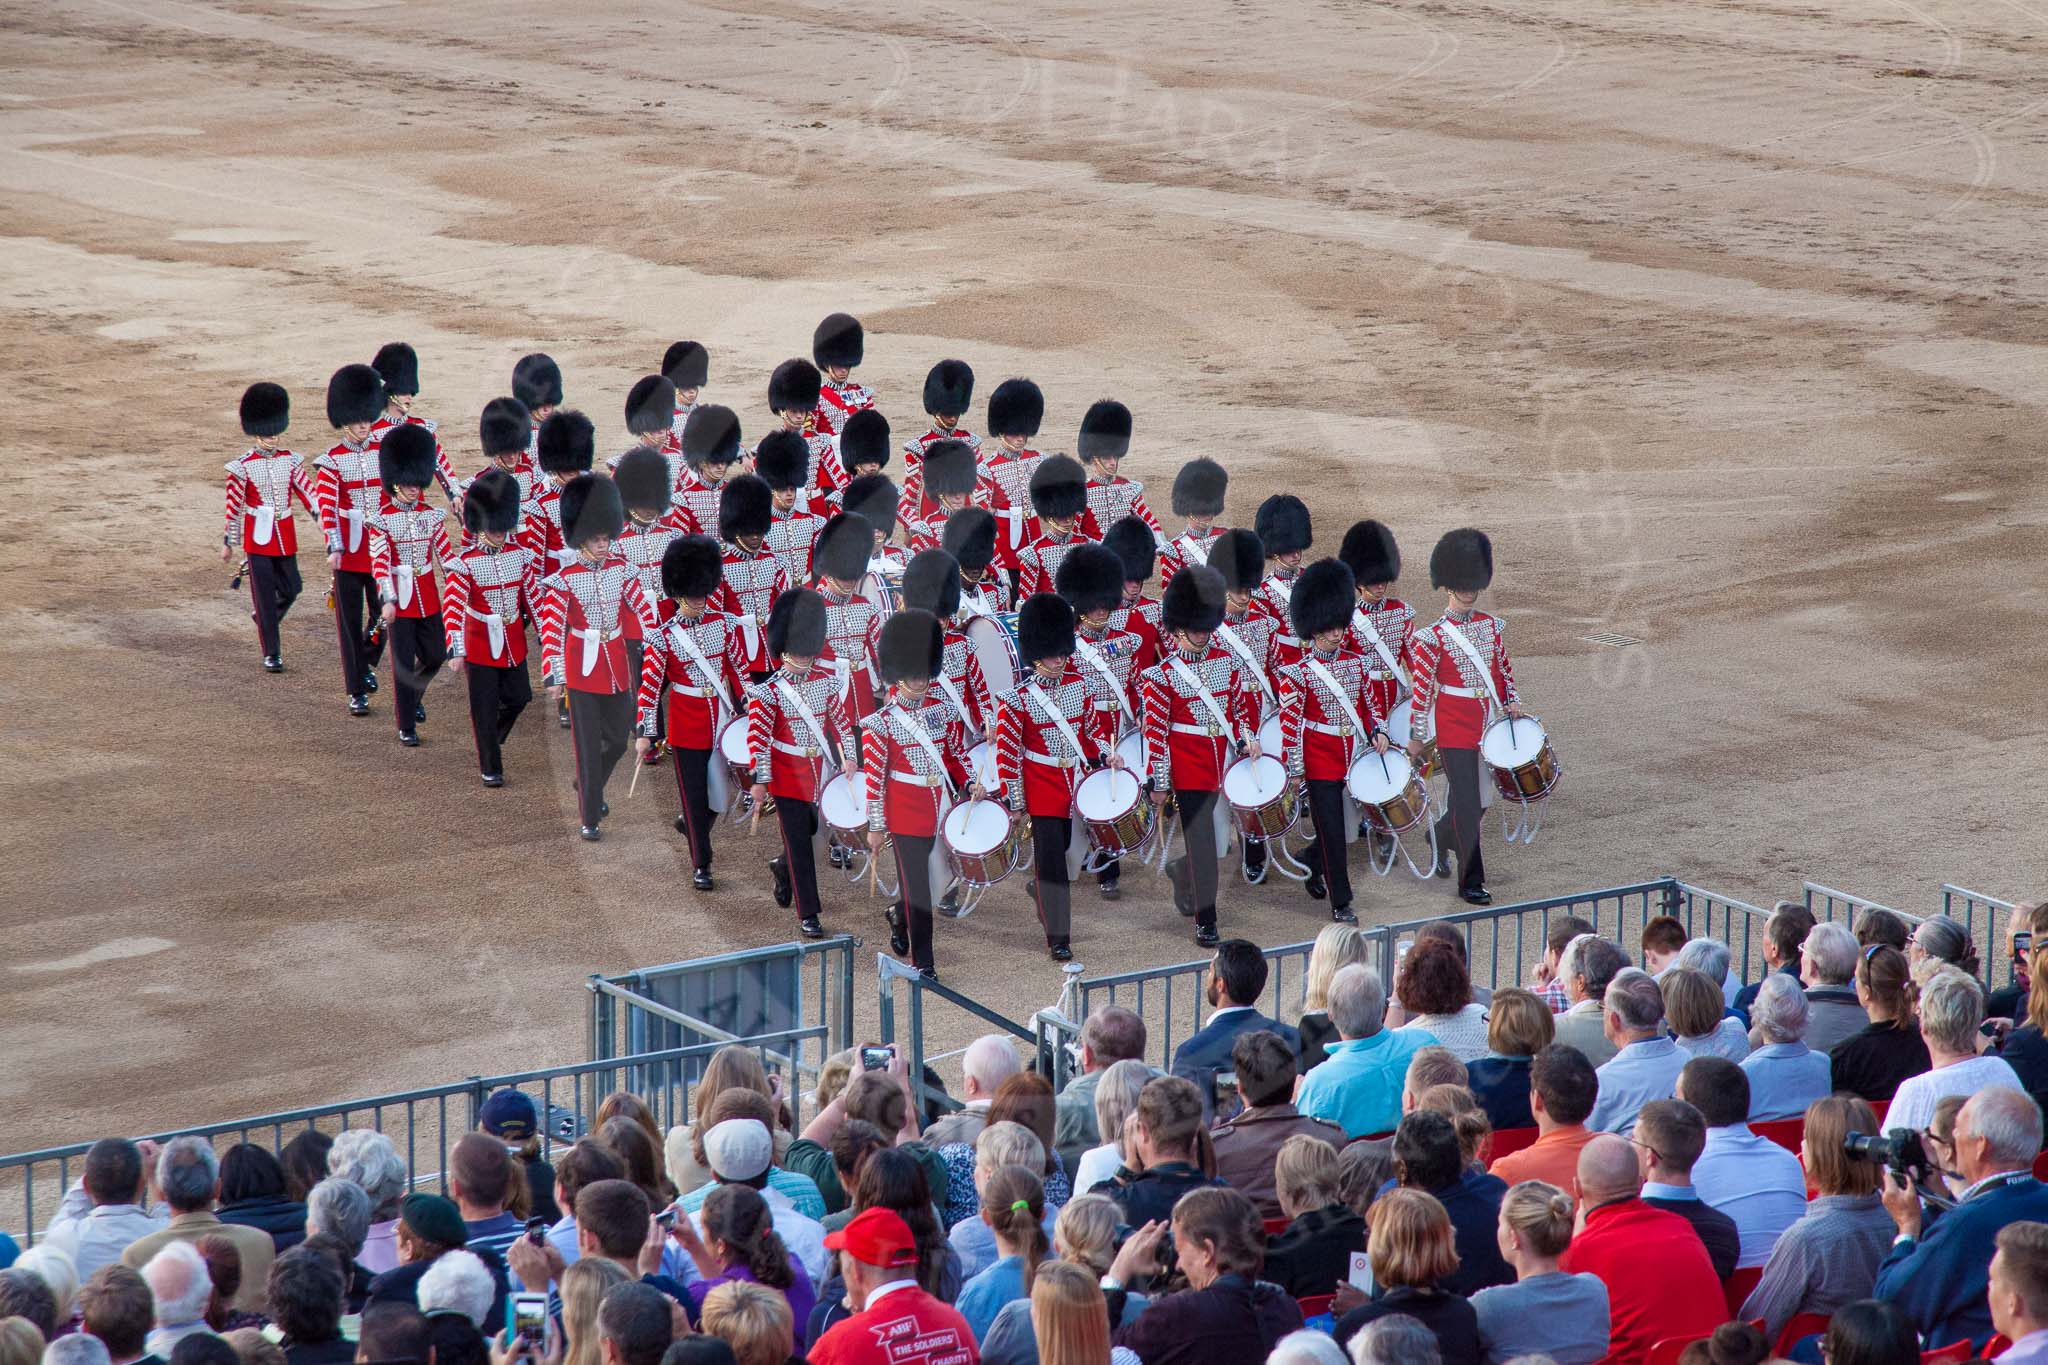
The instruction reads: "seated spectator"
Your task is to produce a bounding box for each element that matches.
[1673,936,1740,1016]
[192,1237,263,1334]
[1295,965,1432,1140]
[1262,1137,1365,1299]
[1823,1299,1919,1365]
[42,1139,167,1283]
[949,1123,1057,1282]
[1889,967,2024,1132]
[1054,1006,1151,1174]
[1990,1221,2048,1365]
[1211,1031,1346,1218]
[1391,942,1488,1063]
[1097,1078,1225,1229]
[1740,974,1833,1120]
[1910,914,1982,980]
[597,1118,671,1223]
[676,1091,825,1222]
[1678,1056,1806,1267]
[955,1166,1048,1341]
[937,1073,1070,1232]
[1588,969,1686,1136]
[13,1245,78,1334]
[807,1210,976,1365]
[1464,989,1552,1134]
[1640,916,1687,978]
[666,1185,815,1337]
[2003,905,2048,1118]
[981,1195,1150,1365]
[301,1180,373,1310]
[1856,910,1912,955]
[323,1131,407,1276]
[1674,1322,1768,1365]
[423,1311,487,1365]
[1799,921,1868,1055]
[266,1246,349,1365]
[1172,941,1301,1121]
[1632,1100,1739,1280]
[786,1062,944,1217]
[220,1329,282,1365]
[1734,901,1815,1018]
[1298,925,1373,1071]
[1413,923,1495,1007]
[77,1267,150,1365]
[1989,906,2040,1023]
[1875,1086,2048,1348]
[658,1343,736,1365]
[143,1241,218,1360]
[1528,917,1595,1014]
[1074,1060,1153,1198]
[1487,1046,1598,1192]
[368,1194,511,1333]
[1266,1332,1347,1365]
[818,1123,889,1235]
[274,1136,330,1211]
[595,1282,675,1365]
[1550,937,1628,1069]
[1110,1187,1302,1365]
[1557,1135,1722,1365]
[1469,1181,1608,1365]
[1831,945,1930,1104]
[1738,1094,1895,1343]
[442,1135,524,1258]
[806,1149,958,1347]
[1662,968,1750,1063]
[120,1141,272,1314]
[1335,1141,1389,1223]
[416,1248,494,1328]
[697,1280,792,1365]
[1330,1189,1477,1364]
[478,1088,561,1226]
[543,1140,628,1271]
[1023,1262,1141,1365]
[1347,1315,1440,1365]
[214,1147,304,1257]
[561,1258,629,1365]
[925,1035,1025,1148]
[45,1336,113,1365]
[665,1049,793,1200]
[1390,1112,1510,1298]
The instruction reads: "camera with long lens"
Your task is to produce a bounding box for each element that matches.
[1844,1128,1930,1181]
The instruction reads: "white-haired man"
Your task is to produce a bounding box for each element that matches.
[1588,969,1688,1137]
[140,1242,214,1359]
[922,1034,1022,1147]
[416,1248,495,1328]
[44,1335,114,1365]
[120,1138,273,1311]
[1799,920,1868,1054]
[1552,935,1631,1069]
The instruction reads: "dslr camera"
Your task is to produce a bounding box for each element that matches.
[1844,1127,1931,1182]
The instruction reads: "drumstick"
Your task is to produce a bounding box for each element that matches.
[627,753,643,800]
[749,799,762,837]
[868,851,879,899]
[1379,750,1391,782]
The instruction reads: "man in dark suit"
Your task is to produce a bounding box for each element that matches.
[1634,1099,1741,1280]
[1171,939,1300,1119]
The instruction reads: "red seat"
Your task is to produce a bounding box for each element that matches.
[1773,1312,1832,1356]
[1297,1293,1334,1319]
[1870,1100,1889,1125]
[1921,1343,1973,1365]
[2034,1149,2048,1182]
[1263,1217,1290,1237]
[1491,1126,1540,1158]
[1750,1118,1805,1155]
[1722,1266,1763,1317]
[1647,1333,1713,1365]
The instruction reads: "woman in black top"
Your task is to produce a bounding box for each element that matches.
[1332,1188,1480,1365]
[1262,1135,1366,1297]
[1829,946,1929,1103]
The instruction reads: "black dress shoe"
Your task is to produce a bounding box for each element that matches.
[798,915,825,939]
[937,887,966,919]
[693,869,714,891]
[262,655,283,673]
[580,824,603,842]
[1097,877,1120,901]
[885,905,910,956]
[362,669,378,693]
[481,773,505,788]
[770,858,793,908]
[1049,942,1073,963]
[398,730,420,747]
[1460,886,1493,906]
[1194,924,1219,949]
[600,801,609,817]
[348,694,370,717]
[1305,872,1327,901]
[414,702,426,724]
[674,815,690,834]
[1331,905,1359,924]
[918,966,939,982]
[1433,848,1454,879]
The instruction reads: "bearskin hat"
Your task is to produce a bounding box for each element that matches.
[901,548,961,619]
[840,473,898,534]
[1018,592,1076,666]
[512,353,563,410]
[240,382,289,438]
[1077,400,1132,463]
[464,468,522,537]
[371,341,420,396]
[1170,457,1227,518]
[1103,515,1158,585]
[922,359,974,417]
[812,512,873,584]
[766,587,828,659]
[536,410,595,476]
[838,409,890,471]
[1207,528,1265,593]
[1161,563,1227,635]
[920,438,980,499]
[986,378,1044,439]
[378,423,437,495]
[478,396,532,458]
[1290,558,1356,640]
[812,313,864,371]
[681,404,741,469]
[1029,454,1089,521]
[1055,543,1124,618]
[326,363,385,428]
[1340,519,1401,588]
[941,507,997,574]
[661,534,725,602]
[876,609,944,685]
[753,429,810,491]
[625,374,677,436]
[768,358,822,415]
[1254,494,1312,557]
[719,473,773,543]
[662,340,709,390]
[1430,527,1494,594]
[613,447,672,513]
[559,473,624,548]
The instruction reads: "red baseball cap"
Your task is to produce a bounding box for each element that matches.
[822,1206,919,1268]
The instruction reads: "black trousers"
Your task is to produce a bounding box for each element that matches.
[775,800,823,921]
[331,568,384,694]
[388,615,447,734]
[1030,815,1072,946]
[568,689,633,826]
[1435,746,1488,893]
[466,659,532,777]
[672,746,715,872]
[892,833,937,971]
[246,553,301,658]
[1172,789,1221,928]
[1298,777,1354,911]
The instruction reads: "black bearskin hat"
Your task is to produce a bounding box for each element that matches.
[1170,457,1227,518]
[901,549,961,619]
[479,397,532,458]
[719,473,773,543]
[464,468,522,536]
[753,429,810,491]
[1207,528,1265,594]
[378,423,437,495]
[941,507,997,574]
[662,340,709,390]
[768,358,822,415]
[1017,592,1076,666]
[922,359,974,417]
[1029,454,1088,521]
[240,382,289,438]
[1290,558,1356,640]
[681,404,741,469]
[986,378,1044,438]
[1103,515,1158,585]
[1254,494,1312,557]
[838,409,890,471]
[766,587,827,658]
[920,438,980,499]
[661,534,725,602]
[1161,563,1227,634]
[559,473,624,548]
[1077,400,1132,463]
[613,447,672,513]
[1430,527,1494,594]
[876,610,944,685]
[1340,519,1401,588]
[512,353,563,410]
[812,313,864,371]
[840,473,898,534]
[625,374,677,436]
[812,512,873,584]
[1055,543,1124,618]
[536,410,595,476]
[326,364,385,428]
[371,342,420,396]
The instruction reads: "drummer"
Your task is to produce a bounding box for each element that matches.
[713,472,788,682]
[942,507,1015,617]
[1277,557,1388,926]
[1252,494,1313,629]
[1056,543,1147,903]
[1155,457,1229,591]
[1077,400,1163,537]
[1016,454,1100,599]
[1102,514,1163,667]
[1338,519,1415,737]
[1209,528,1287,885]
[861,610,981,979]
[901,547,992,740]
[823,411,893,511]
[1409,528,1523,908]
[838,472,911,590]
[809,512,887,721]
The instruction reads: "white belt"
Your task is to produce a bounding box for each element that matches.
[772,738,826,758]
[550,547,576,568]
[669,683,712,698]
[468,607,511,659]
[1367,669,1397,681]
[248,504,279,546]
[1439,684,1481,698]
[1170,722,1229,737]
[571,626,618,676]
[890,769,945,787]
[341,507,364,553]
[1305,720,1360,736]
[1091,700,1121,711]
[1025,749,1078,768]
[1002,506,1026,549]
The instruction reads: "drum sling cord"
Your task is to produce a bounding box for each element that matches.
[667,627,740,819]
[1435,620,1544,845]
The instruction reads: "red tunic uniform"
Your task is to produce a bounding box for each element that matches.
[1154,525,1228,592]
[860,695,971,839]
[367,499,453,619]
[1277,645,1383,782]
[614,508,697,639]
[313,439,381,572]
[369,413,454,500]
[815,583,887,721]
[635,606,746,750]
[764,502,826,595]
[667,400,697,458]
[536,553,661,694]
[672,470,727,541]
[713,543,787,675]
[935,620,994,740]
[224,448,316,556]
[1108,595,1163,669]
[746,660,855,802]
[519,483,577,580]
[899,424,978,481]
[1068,619,1146,751]
[443,541,540,667]
[812,377,873,441]
[1084,476,1163,537]
[1347,596,1417,722]
[1015,525,1104,602]
[1139,643,1261,793]
[994,667,1106,819]
[955,569,1016,619]
[1410,609,1518,749]
[1212,601,1288,722]
[459,456,540,539]
[981,447,1043,561]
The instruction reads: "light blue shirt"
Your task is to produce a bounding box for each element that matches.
[1589,1036,1689,1137]
[1693,1124,1809,1268]
[1294,1028,1438,1139]
[1741,1042,1833,1121]
[957,1253,1032,1342]
[951,1207,1058,1282]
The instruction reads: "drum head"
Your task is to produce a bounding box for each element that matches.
[1116,729,1146,772]
[1481,715,1547,767]
[1257,715,1282,757]
[1347,748,1414,803]
[1223,754,1286,804]
[1385,700,1413,748]
[718,718,751,765]
[819,773,864,827]
[966,741,998,789]
[965,615,1017,696]
[1076,767,1139,817]
[945,799,1009,855]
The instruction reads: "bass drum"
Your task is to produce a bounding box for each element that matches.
[965,613,1018,700]
[717,717,771,816]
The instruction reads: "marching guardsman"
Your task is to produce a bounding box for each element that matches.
[368,424,453,747]
[468,397,537,521]
[675,403,742,536]
[898,359,979,496]
[994,593,1116,963]
[1078,400,1163,538]
[861,610,978,977]
[443,468,538,787]
[981,378,1046,564]
[1102,514,1163,669]
[1410,528,1522,906]
[765,358,835,491]
[316,363,388,715]
[538,473,661,842]
[1056,543,1146,902]
[755,429,828,590]
[1252,494,1312,627]
[369,342,455,503]
[810,512,887,721]
[839,473,909,601]
[1140,564,1264,946]
[713,473,787,680]
[1339,519,1414,727]
[223,382,315,673]
[635,534,746,890]
[1154,457,1230,591]
[747,588,858,938]
[902,438,998,547]
[810,313,873,443]
[613,447,694,747]
[662,340,709,457]
[1207,528,1284,882]
[943,508,1014,618]
[901,548,992,742]
[511,353,564,454]
[1017,455,1101,600]
[1279,558,1387,925]
[611,374,693,501]
[823,411,892,512]
[523,409,597,582]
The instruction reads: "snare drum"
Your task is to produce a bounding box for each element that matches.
[818,772,870,838]
[943,799,1021,887]
[1074,766,1152,858]
[965,613,1018,698]
[1347,747,1429,834]
[1383,699,1437,776]
[1223,754,1294,841]
[1480,714,1561,802]
[1257,714,1282,761]
[717,717,772,815]
[1115,729,1146,774]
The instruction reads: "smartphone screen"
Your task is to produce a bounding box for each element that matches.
[860,1046,892,1072]
[511,1292,547,1345]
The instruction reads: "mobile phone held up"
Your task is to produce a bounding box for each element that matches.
[860,1045,893,1072]
[525,1217,550,1246]
[655,1207,677,1229]
[511,1292,548,1349]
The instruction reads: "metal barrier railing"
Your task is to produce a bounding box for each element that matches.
[1944,884,2021,990]
[875,955,1059,1119]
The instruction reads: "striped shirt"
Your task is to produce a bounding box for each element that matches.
[1737,1193,1896,1342]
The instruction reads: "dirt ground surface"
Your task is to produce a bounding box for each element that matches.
[2,0,2043,1173]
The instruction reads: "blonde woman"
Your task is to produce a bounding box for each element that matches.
[1331,1188,1478,1361]
[1469,1181,1608,1364]
[1263,1135,1365,1297]
[1299,924,1372,1069]
[560,1256,629,1365]
[1030,1260,1142,1365]
[699,1279,795,1365]
[665,1046,792,1196]
[982,1194,1153,1364]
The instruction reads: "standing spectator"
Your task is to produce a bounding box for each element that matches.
[1550,938,1628,1069]
[1298,925,1373,1070]
[1054,1007,1150,1173]
[937,1074,1070,1232]
[925,1036,1026,1147]
[324,1132,408,1276]
[787,1062,946,1216]
[478,1088,562,1227]
[597,1096,671,1178]
[1662,969,1750,1062]
[1027,1262,1140,1365]
[1587,970,1686,1137]
[1261,1137,1366,1298]
[1330,1190,1478,1364]
[1640,917,1687,978]
[215,1147,303,1257]
[676,1091,826,1221]
[121,1140,274,1313]
[78,1267,153,1365]
[1487,1046,1598,1191]
[1822,1300,1919,1365]
[2002,907,2048,1118]
[1527,917,1594,1015]
[1632,1101,1740,1280]
[301,1181,373,1310]
[666,1185,815,1335]
[949,1124,1057,1281]
[1911,915,1983,980]
[561,1258,630,1365]
[1740,975,1834,1121]
[1733,902,1815,1018]
[806,1210,976,1365]
[1673,938,1741,1015]
[544,1141,628,1273]
[595,1282,675,1365]
[1392,943,1489,1063]
[1210,1032,1346,1218]
[1391,1113,1510,1298]
[1989,1222,2048,1364]
[275,1136,331,1210]
[1295,966,1432,1140]
[42,1140,167,1283]
[140,1243,214,1361]
[697,1281,793,1365]
[1073,1061,1153,1198]
[445,1135,523,1256]
[665,1049,792,1199]
[266,1246,349,1365]
[1679,1058,1807,1268]
[956,1166,1049,1341]
[1831,945,1930,1103]
[1463,989,1552,1134]
[1098,1079,1224,1228]
[807,1147,960,1348]
[1171,942,1301,1120]
[1800,922,1869,1054]
[1888,968,2024,1133]
[1469,1181,1608,1365]
[1558,1135,1723,1365]
[1109,1188,1302,1365]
